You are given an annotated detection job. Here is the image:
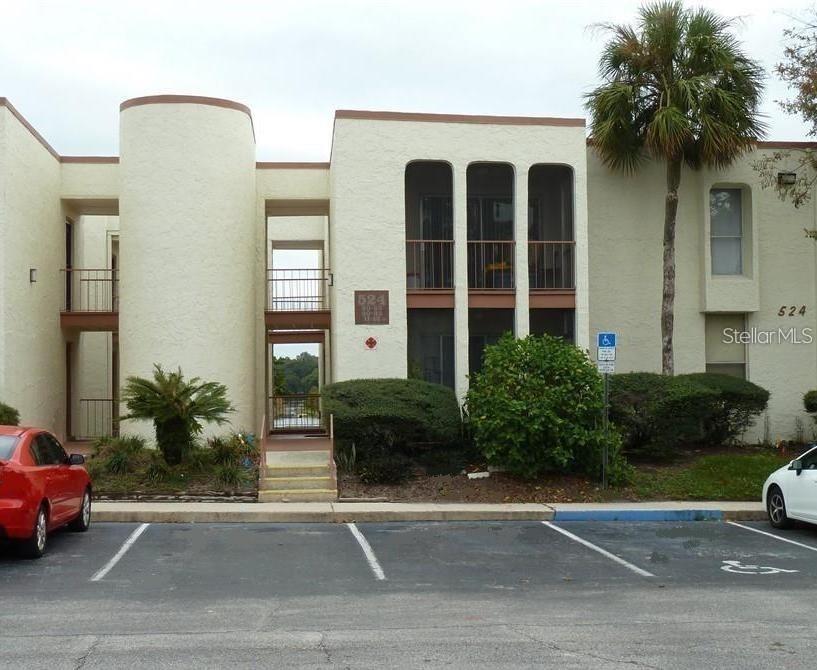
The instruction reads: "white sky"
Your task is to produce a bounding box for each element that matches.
[1,0,814,160]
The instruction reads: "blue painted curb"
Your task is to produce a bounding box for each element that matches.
[553,509,724,522]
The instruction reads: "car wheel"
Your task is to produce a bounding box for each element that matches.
[69,489,91,532]
[767,486,791,529]
[20,505,48,559]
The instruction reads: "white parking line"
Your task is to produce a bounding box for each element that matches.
[90,523,150,582]
[542,521,655,578]
[727,521,817,554]
[347,523,386,581]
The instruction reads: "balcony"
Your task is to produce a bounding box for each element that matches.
[529,241,575,289]
[60,268,118,331]
[265,268,332,330]
[468,241,515,289]
[406,240,453,290]
[529,241,576,309]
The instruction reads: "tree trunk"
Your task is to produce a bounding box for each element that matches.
[662,159,682,376]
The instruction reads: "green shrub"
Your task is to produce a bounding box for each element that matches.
[466,333,627,483]
[120,364,234,465]
[146,452,172,482]
[610,372,770,455]
[679,373,769,444]
[804,390,817,416]
[207,432,259,467]
[323,378,462,453]
[358,453,412,485]
[215,462,247,490]
[0,402,20,426]
[609,373,717,456]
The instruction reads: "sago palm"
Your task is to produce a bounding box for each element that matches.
[121,364,234,465]
[586,1,765,374]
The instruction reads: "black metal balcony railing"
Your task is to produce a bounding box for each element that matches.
[269,394,322,431]
[528,241,575,290]
[267,269,331,312]
[76,398,118,439]
[467,241,515,289]
[62,268,118,312]
[406,240,454,289]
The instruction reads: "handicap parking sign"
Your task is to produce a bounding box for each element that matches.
[597,332,616,348]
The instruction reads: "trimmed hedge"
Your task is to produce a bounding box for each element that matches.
[466,333,630,483]
[609,372,769,455]
[323,378,462,453]
[0,402,20,426]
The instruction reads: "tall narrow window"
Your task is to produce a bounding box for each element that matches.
[710,188,743,275]
[705,314,747,379]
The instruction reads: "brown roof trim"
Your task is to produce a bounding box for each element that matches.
[756,141,817,149]
[336,109,585,128]
[60,156,120,164]
[120,95,255,141]
[0,97,60,160]
[120,94,251,117]
[256,161,330,169]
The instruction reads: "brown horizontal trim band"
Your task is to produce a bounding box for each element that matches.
[265,310,331,330]
[60,156,119,164]
[529,291,575,309]
[468,292,515,308]
[268,331,326,344]
[756,141,817,149]
[407,292,455,309]
[587,137,817,150]
[0,97,60,160]
[120,94,251,117]
[257,162,330,169]
[336,109,585,128]
[60,312,118,332]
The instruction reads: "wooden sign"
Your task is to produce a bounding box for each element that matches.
[355,291,389,325]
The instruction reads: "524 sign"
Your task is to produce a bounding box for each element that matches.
[778,305,807,317]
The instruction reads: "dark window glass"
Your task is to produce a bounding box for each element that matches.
[30,435,52,466]
[45,435,68,464]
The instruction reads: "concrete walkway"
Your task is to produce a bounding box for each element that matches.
[91,500,767,523]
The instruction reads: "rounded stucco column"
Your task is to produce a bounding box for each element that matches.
[119,95,257,440]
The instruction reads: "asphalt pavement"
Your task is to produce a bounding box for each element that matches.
[1,519,816,668]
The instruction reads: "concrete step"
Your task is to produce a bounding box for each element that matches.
[264,465,332,479]
[265,449,331,468]
[258,489,337,503]
[261,476,334,491]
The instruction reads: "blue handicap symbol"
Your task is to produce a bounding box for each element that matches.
[598,332,616,348]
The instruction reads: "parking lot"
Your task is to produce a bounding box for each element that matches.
[2,520,817,668]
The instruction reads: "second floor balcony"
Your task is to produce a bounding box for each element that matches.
[60,268,118,331]
[405,240,575,291]
[266,268,332,330]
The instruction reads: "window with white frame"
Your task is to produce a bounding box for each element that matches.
[710,188,744,275]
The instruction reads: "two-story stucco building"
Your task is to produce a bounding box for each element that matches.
[1,94,815,445]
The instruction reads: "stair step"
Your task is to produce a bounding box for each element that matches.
[258,489,337,502]
[262,476,333,491]
[264,465,331,479]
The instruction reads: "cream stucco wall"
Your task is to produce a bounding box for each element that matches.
[0,106,65,435]
[119,101,257,440]
[61,162,119,201]
[588,148,817,441]
[329,117,589,401]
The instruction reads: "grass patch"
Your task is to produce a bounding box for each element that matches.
[630,451,790,501]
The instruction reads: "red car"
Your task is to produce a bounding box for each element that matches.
[0,426,92,558]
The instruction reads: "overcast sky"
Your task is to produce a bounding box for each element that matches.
[1,0,814,160]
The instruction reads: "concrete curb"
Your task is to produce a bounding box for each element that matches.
[90,501,767,524]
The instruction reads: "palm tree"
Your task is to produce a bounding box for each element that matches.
[121,364,234,465]
[586,1,765,374]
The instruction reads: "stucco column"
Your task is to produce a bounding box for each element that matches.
[453,163,470,404]
[119,96,257,441]
[514,164,530,337]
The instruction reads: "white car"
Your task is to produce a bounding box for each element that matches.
[763,445,817,528]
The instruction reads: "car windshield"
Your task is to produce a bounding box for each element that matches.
[0,435,19,460]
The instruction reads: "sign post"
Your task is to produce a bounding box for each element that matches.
[596,332,617,489]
